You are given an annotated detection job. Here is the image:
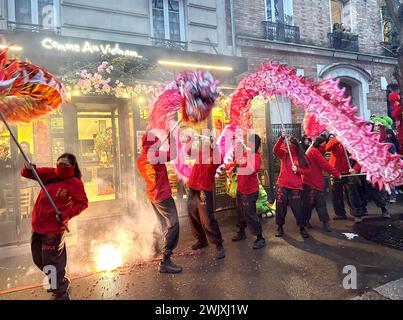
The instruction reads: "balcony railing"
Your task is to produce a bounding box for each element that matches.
[328,32,359,52]
[261,21,300,44]
[7,21,61,34]
[381,40,399,57]
[151,37,188,51]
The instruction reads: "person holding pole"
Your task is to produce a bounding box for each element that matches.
[325,135,365,223]
[273,131,311,239]
[21,153,88,300]
[137,131,182,274]
[187,134,226,259]
[302,136,341,232]
[232,134,267,250]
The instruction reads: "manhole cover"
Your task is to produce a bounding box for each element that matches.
[354,214,403,251]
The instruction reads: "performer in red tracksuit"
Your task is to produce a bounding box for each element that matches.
[302,136,341,232]
[21,153,88,300]
[274,131,310,238]
[136,131,182,274]
[187,137,225,259]
[389,92,403,155]
[325,135,365,222]
[232,134,266,250]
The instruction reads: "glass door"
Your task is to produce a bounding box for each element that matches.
[77,111,121,203]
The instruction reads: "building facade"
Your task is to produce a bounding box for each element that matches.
[0,0,247,246]
[233,0,397,125]
[0,0,397,247]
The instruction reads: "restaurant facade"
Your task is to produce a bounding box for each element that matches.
[0,29,249,247]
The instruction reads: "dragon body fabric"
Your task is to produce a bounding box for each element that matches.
[147,70,219,182]
[0,49,66,128]
[226,62,403,189]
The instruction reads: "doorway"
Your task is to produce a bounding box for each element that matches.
[66,96,133,218]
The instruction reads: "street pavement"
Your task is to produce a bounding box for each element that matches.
[0,198,403,300]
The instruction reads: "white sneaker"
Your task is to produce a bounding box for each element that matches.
[354,217,364,223]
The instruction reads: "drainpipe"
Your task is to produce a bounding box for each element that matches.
[230,0,237,56]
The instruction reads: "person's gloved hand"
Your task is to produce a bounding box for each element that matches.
[25,162,35,170]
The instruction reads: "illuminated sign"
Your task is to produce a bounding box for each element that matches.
[41,38,143,58]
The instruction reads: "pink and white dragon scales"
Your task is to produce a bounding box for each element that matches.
[148,62,403,190]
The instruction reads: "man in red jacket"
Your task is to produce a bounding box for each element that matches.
[389,92,403,155]
[325,135,365,222]
[187,135,225,259]
[21,153,88,300]
[302,136,341,232]
[232,134,266,249]
[273,132,311,238]
[137,131,182,273]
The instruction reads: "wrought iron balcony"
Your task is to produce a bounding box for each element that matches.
[381,40,399,57]
[151,37,188,51]
[7,21,61,34]
[261,21,300,44]
[328,31,359,52]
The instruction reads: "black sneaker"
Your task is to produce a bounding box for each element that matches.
[333,215,348,221]
[191,241,208,251]
[54,291,70,300]
[306,221,313,229]
[47,278,70,295]
[382,210,392,219]
[232,231,246,242]
[252,238,266,250]
[323,222,332,232]
[216,246,226,259]
[159,260,182,274]
[275,226,284,237]
[300,228,310,239]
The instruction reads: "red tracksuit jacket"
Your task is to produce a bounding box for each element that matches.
[137,137,175,203]
[391,103,403,155]
[302,147,341,192]
[21,167,88,234]
[274,137,309,190]
[237,151,261,195]
[188,150,221,192]
[325,138,350,174]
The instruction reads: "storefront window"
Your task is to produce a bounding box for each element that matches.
[151,0,185,41]
[77,112,120,203]
[0,131,12,221]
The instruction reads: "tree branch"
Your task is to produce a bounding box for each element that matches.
[385,0,400,30]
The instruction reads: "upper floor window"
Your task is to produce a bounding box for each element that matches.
[330,0,352,31]
[8,0,61,29]
[151,0,185,42]
[381,1,399,44]
[265,0,294,25]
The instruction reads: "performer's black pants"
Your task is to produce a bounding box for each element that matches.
[151,196,180,259]
[31,232,69,294]
[302,184,330,223]
[358,180,387,211]
[275,186,305,227]
[187,188,223,246]
[331,176,364,217]
[236,191,263,236]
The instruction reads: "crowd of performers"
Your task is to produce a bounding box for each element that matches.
[18,118,399,299]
